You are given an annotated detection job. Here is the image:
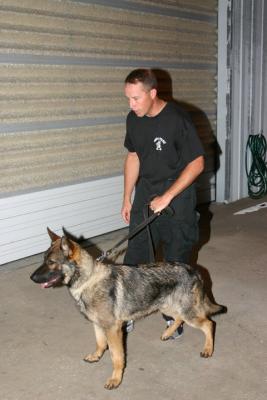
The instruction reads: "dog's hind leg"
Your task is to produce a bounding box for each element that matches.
[84,323,108,363]
[104,321,124,390]
[185,317,214,358]
[160,316,183,341]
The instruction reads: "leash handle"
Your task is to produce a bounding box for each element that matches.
[149,193,174,216]
[161,205,174,216]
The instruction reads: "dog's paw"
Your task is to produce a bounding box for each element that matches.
[200,349,213,358]
[104,378,121,390]
[83,353,101,363]
[160,334,169,341]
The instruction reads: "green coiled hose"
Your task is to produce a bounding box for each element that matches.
[245,133,267,199]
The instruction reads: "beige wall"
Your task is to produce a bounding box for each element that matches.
[0,0,218,200]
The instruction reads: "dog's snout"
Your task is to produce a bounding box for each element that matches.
[30,263,64,288]
[30,271,39,283]
[30,264,49,284]
[30,266,44,283]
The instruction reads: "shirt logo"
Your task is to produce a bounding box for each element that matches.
[154,137,166,151]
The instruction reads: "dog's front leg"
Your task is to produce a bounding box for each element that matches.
[84,323,108,363]
[104,321,124,390]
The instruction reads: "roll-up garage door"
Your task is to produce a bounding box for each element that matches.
[0,0,218,265]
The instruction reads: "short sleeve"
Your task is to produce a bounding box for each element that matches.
[178,116,205,164]
[124,113,136,152]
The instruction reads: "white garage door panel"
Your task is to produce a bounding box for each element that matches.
[0,175,126,266]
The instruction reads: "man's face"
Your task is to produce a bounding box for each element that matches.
[124,82,156,117]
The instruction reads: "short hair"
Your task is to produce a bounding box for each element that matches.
[125,69,158,90]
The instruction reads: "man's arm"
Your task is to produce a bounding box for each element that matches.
[150,155,204,213]
[121,152,140,223]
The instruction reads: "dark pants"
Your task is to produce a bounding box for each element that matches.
[124,178,199,266]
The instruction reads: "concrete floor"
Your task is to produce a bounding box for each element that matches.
[0,196,266,400]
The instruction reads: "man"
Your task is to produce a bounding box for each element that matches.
[121,69,205,337]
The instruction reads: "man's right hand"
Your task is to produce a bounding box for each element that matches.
[121,201,132,224]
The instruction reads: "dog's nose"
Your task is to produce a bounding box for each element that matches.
[30,264,45,283]
[30,271,38,283]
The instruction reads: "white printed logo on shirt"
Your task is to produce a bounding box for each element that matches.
[154,137,166,151]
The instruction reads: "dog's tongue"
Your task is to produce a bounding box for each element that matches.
[41,282,50,289]
[40,276,61,288]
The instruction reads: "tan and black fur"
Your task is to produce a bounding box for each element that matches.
[31,228,226,390]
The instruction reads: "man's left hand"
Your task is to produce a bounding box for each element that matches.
[149,194,172,214]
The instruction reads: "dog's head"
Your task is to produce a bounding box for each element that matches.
[30,228,81,288]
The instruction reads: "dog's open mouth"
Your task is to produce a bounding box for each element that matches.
[31,269,63,288]
[40,275,62,288]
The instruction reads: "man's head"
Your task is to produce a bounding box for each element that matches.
[124,69,158,117]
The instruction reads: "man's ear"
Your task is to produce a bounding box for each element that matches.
[150,88,157,100]
[47,227,60,243]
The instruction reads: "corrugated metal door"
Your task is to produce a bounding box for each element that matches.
[0,0,218,264]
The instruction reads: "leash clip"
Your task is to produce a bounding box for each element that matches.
[96,249,112,262]
[96,251,106,262]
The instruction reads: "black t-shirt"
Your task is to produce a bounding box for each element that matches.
[124,102,204,185]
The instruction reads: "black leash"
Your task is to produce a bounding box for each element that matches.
[143,204,155,262]
[96,205,174,262]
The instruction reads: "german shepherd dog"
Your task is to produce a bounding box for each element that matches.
[31,228,226,390]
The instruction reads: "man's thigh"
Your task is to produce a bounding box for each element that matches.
[123,209,155,265]
[155,215,198,263]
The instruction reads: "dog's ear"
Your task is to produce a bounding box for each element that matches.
[60,236,80,260]
[47,227,60,243]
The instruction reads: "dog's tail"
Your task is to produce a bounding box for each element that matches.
[204,295,227,317]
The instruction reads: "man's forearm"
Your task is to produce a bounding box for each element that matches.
[165,155,205,201]
[150,155,204,213]
[123,152,140,204]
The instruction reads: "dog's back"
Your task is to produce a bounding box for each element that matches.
[97,262,202,321]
